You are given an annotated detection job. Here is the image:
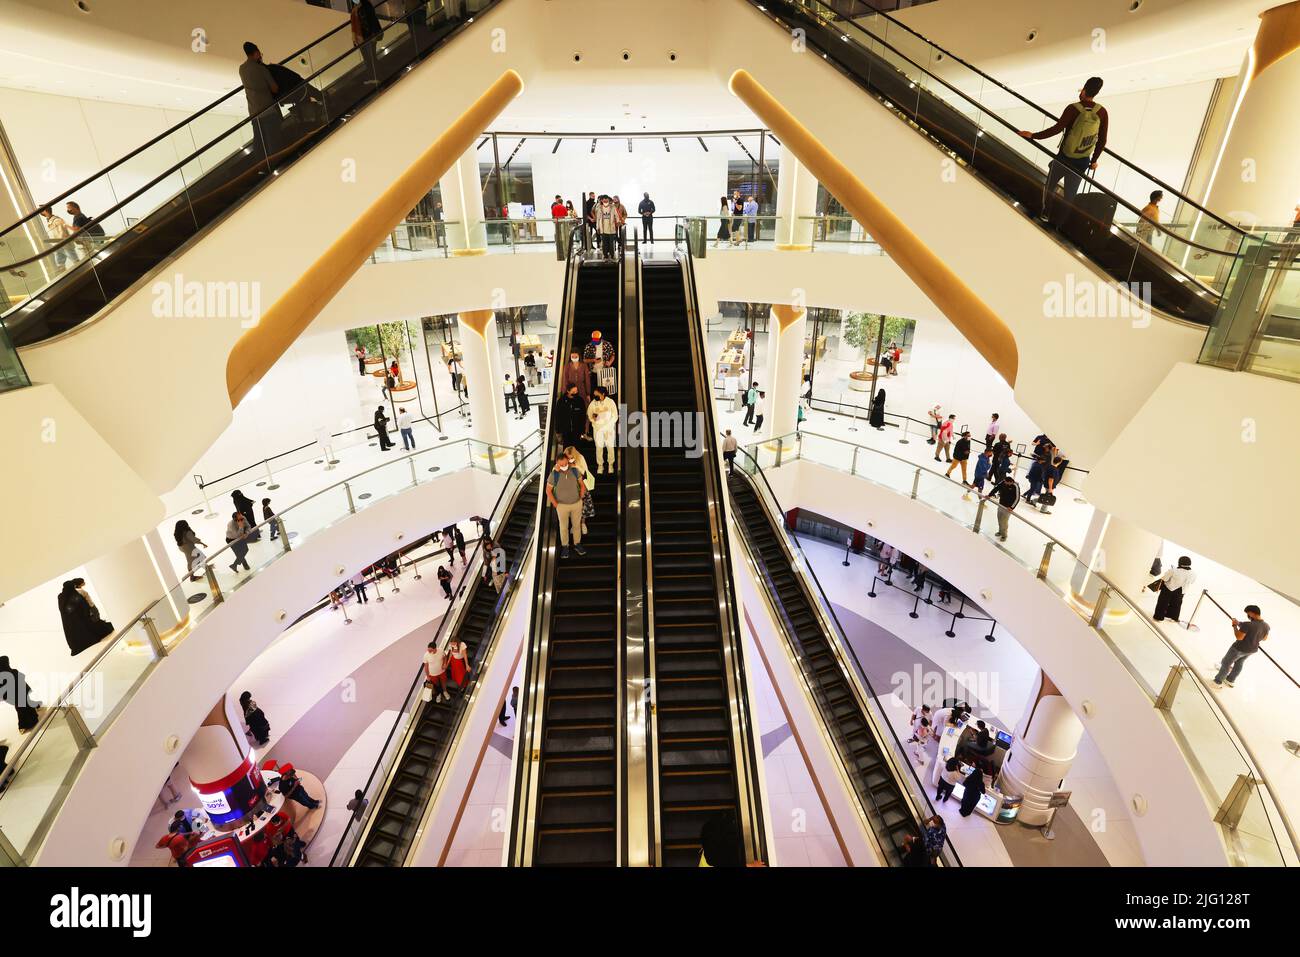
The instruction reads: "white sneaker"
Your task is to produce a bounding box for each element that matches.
[1224,680,1235,688]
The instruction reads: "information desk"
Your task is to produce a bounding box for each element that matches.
[928,719,1021,825]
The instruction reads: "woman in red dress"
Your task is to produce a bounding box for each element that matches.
[446,638,472,697]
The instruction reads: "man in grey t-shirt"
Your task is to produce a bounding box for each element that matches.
[1213,605,1270,688]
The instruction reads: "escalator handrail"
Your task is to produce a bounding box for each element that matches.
[332,452,542,866]
[506,222,585,866]
[0,0,492,303]
[837,0,1240,224]
[729,445,962,864]
[0,0,425,260]
[676,241,769,863]
[755,0,1264,258]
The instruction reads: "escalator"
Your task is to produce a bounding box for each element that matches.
[510,254,626,866]
[750,0,1255,326]
[349,473,538,867]
[1,0,500,345]
[639,256,766,866]
[727,462,957,866]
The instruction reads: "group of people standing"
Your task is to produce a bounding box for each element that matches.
[714,189,761,246]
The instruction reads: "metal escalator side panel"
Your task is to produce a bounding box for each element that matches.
[725,458,963,867]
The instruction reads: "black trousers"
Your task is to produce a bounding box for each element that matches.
[355,581,368,603]
[642,215,653,242]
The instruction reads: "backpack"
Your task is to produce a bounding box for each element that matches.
[1061,102,1103,160]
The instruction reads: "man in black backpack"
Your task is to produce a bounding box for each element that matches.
[1019,76,1109,230]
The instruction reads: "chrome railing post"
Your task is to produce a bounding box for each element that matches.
[1215,774,1259,831]
[910,467,921,500]
[141,616,167,658]
[1037,541,1054,580]
[1088,585,1112,629]
[409,457,419,488]
[972,497,986,533]
[204,563,224,603]
[850,445,859,476]
[1155,663,1183,711]
[277,517,291,552]
[345,481,357,514]
[488,444,499,476]
[774,436,784,468]
[64,705,96,750]
[0,829,22,867]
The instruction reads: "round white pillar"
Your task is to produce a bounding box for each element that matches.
[438,147,488,253]
[758,303,807,441]
[179,694,266,833]
[999,670,1084,826]
[773,146,820,249]
[457,309,508,449]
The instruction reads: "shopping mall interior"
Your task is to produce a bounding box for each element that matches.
[0,0,1297,880]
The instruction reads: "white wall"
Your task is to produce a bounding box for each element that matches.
[34,466,509,866]
[0,383,160,603]
[1086,362,1300,601]
[174,328,362,502]
[531,151,728,227]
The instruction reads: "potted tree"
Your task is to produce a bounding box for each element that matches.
[843,312,910,391]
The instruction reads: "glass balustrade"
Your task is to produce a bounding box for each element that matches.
[0,434,538,863]
[750,428,1294,866]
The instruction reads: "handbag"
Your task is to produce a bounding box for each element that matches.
[1146,580,1162,593]
[421,683,434,704]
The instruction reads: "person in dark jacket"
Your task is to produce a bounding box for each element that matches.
[555,383,588,447]
[0,656,40,733]
[58,579,114,655]
[868,388,886,430]
[240,691,271,746]
[946,430,972,485]
[452,525,467,565]
[638,192,656,243]
[374,405,394,450]
[900,832,931,867]
[232,488,262,541]
[515,377,530,420]
[350,0,383,82]
[958,765,986,817]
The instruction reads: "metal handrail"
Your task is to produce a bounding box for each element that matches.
[815,0,1260,245]
[754,0,1277,263]
[2,0,497,329]
[762,427,1299,862]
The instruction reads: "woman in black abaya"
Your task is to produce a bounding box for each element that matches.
[57,579,114,656]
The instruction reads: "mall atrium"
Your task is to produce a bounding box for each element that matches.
[0,0,1297,904]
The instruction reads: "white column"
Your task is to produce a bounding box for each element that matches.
[1201,2,1300,228]
[999,670,1084,826]
[773,146,820,249]
[758,303,806,441]
[457,309,508,447]
[1069,510,1161,620]
[83,529,185,635]
[438,147,488,253]
[178,695,265,834]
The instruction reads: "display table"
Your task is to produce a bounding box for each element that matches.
[726,329,748,350]
[517,334,544,356]
[803,334,827,359]
[716,348,745,378]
